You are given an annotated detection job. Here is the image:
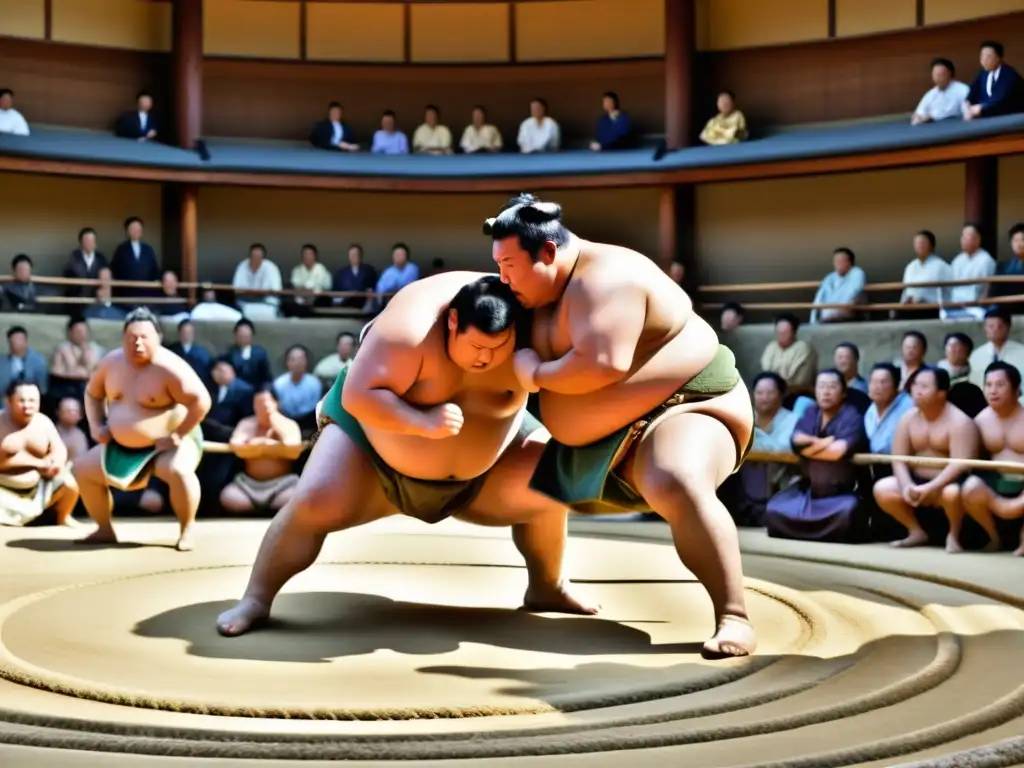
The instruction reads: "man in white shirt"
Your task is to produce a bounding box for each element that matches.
[0,89,30,136]
[944,223,996,320]
[289,243,332,314]
[900,229,953,314]
[460,105,503,154]
[969,310,1024,405]
[190,289,242,323]
[232,244,283,321]
[412,105,453,155]
[517,98,560,154]
[912,58,969,124]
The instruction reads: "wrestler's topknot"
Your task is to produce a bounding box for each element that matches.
[483,193,570,259]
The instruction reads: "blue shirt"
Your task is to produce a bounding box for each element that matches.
[376,262,420,295]
[863,392,913,454]
[847,376,868,394]
[810,266,866,324]
[595,112,632,149]
[371,130,409,155]
[752,407,798,453]
[273,373,322,419]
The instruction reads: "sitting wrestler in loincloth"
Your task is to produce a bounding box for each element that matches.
[219,384,303,515]
[962,361,1024,554]
[217,273,594,637]
[486,194,757,659]
[72,308,211,551]
[0,380,79,527]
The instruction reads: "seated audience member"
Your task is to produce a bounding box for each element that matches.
[969,309,1024,403]
[833,342,867,393]
[220,385,303,515]
[371,110,409,155]
[115,91,157,141]
[864,363,913,456]
[273,345,322,424]
[55,397,88,463]
[991,221,1024,300]
[204,357,254,441]
[668,261,685,287]
[0,381,78,527]
[938,332,974,386]
[898,331,928,389]
[85,283,124,321]
[412,105,453,155]
[167,319,213,385]
[110,216,160,302]
[4,254,38,313]
[0,88,30,135]
[699,90,748,146]
[873,367,980,552]
[765,370,869,542]
[313,331,357,386]
[228,319,273,389]
[810,248,865,324]
[154,270,189,321]
[965,40,1023,120]
[232,243,282,321]
[720,301,745,332]
[190,289,242,323]
[590,91,633,151]
[290,243,332,314]
[333,244,378,310]
[900,229,952,315]
[760,314,818,400]
[961,361,1024,554]
[517,98,560,154]
[309,102,358,152]
[63,227,108,302]
[460,105,503,154]
[0,326,48,395]
[49,318,103,404]
[912,58,969,124]
[375,242,419,299]
[945,223,996,320]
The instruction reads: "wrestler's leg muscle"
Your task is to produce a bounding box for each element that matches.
[938,483,968,553]
[153,438,202,552]
[960,476,1002,550]
[72,445,117,544]
[873,476,928,548]
[217,423,396,637]
[49,473,80,527]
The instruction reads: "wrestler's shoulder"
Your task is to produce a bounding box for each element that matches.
[151,348,200,377]
[947,403,979,426]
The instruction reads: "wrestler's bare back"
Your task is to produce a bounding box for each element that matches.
[346,271,529,480]
[976,406,1024,471]
[532,241,720,445]
[0,411,59,487]
[903,404,974,481]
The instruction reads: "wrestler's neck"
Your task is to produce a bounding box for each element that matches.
[992,401,1022,419]
[918,400,948,421]
[550,237,584,299]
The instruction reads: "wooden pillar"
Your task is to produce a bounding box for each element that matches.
[173,0,203,150]
[965,157,999,255]
[658,185,696,285]
[162,184,199,303]
[664,0,696,149]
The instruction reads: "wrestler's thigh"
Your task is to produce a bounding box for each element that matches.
[872,475,902,503]
[153,439,201,480]
[960,475,993,503]
[70,444,104,482]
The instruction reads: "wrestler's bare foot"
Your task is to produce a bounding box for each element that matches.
[945,534,964,554]
[59,516,83,530]
[521,580,599,615]
[216,597,271,637]
[1013,540,1024,557]
[983,537,1002,552]
[76,525,117,545]
[176,523,196,552]
[891,529,929,548]
[702,615,757,660]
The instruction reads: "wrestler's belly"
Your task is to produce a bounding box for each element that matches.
[243,458,293,482]
[107,402,187,449]
[364,410,524,481]
[0,468,42,490]
[540,316,721,447]
[992,449,1024,478]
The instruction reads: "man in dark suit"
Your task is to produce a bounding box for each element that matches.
[310,102,358,151]
[115,91,158,141]
[109,216,161,303]
[332,243,378,309]
[204,357,255,440]
[3,255,38,313]
[167,319,213,386]
[227,319,273,389]
[966,40,1023,119]
[63,227,108,302]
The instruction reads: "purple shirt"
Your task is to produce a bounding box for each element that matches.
[371,130,409,155]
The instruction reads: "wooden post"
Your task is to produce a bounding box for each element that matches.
[659,185,696,287]
[161,184,199,304]
[173,0,203,150]
[664,0,696,149]
[965,157,999,255]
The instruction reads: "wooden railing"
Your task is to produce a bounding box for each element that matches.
[746,450,1024,474]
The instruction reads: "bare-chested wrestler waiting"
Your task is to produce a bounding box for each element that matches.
[873,366,980,552]
[0,381,79,527]
[487,194,756,659]
[73,308,211,551]
[217,273,593,637]
[961,361,1024,555]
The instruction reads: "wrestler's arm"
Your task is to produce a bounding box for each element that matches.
[229,418,263,459]
[262,413,304,460]
[41,415,68,473]
[533,280,645,395]
[164,355,213,441]
[890,413,915,490]
[84,358,109,436]
[921,413,980,497]
[341,331,433,436]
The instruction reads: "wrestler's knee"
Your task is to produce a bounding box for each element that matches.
[940,482,961,506]
[219,484,252,513]
[637,462,703,513]
[71,446,103,483]
[872,476,899,504]
[960,475,987,504]
[60,471,80,494]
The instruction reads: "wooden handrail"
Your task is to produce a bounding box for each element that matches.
[746,450,1024,474]
[703,295,1024,313]
[699,274,1024,294]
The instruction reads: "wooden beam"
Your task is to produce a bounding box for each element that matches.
[915,0,925,26]
[664,0,696,149]
[403,2,412,63]
[827,0,836,38]
[299,0,308,60]
[965,156,999,254]
[44,0,52,40]
[508,2,516,63]
[172,0,203,149]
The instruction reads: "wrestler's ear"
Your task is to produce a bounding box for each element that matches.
[536,241,558,265]
[447,308,458,333]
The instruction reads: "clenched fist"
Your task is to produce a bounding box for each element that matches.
[513,349,542,393]
[421,403,464,439]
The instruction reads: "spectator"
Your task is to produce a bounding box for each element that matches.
[590,91,633,151]
[412,105,453,155]
[220,385,303,516]
[944,223,996,320]
[810,247,865,324]
[110,216,160,302]
[63,227,108,302]
[700,90,748,146]
[115,91,158,141]
[961,361,1024,554]
[864,362,913,455]
[0,326,48,395]
[460,105,503,154]
[969,309,1024,402]
[912,58,969,124]
[190,289,242,323]
[965,40,1023,120]
[227,319,273,389]
[375,242,420,298]
[765,369,869,543]
[309,102,358,152]
[232,243,282,321]
[873,367,980,551]
[272,345,322,423]
[371,110,409,155]
[899,229,953,315]
[313,331,358,386]
[167,318,213,385]
[720,301,745,332]
[938,332,974,386]
[4,254,38,313]
[0,88,30,136]
[669,261,685,286]
[83,283,126,321]
[204,356,254,442]
[49,318,103,404]
[289,243,332,314]
[517,98,560,154]
[760,314,818,398]
[833,342,867,393]
[751,372,799,454]
[55,397,89,463]
[991,221,1024,300]
[333,244,378,310]
[898,331,928,389]
[154,270,189,321]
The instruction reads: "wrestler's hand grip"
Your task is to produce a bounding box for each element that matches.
[421,403,464,439]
